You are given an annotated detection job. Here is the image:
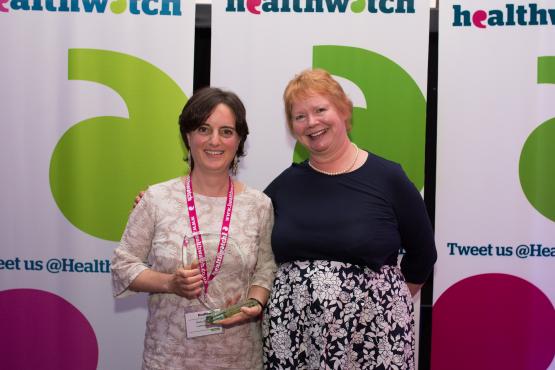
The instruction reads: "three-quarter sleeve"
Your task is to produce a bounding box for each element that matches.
[250,196,277,291]
[111,189,156,297]
[389,165,437,284]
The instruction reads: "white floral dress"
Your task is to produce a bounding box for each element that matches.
[112,177,277,370]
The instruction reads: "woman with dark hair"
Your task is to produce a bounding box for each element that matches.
[112,87,276,369]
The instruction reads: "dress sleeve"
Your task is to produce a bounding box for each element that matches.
[389,165,437,284]
[111,188,156,297]
[249,196,277,291]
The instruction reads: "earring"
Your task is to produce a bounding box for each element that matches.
[186,151,192,172]
[231,156,239,176]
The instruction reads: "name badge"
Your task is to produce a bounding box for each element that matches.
[185,310,224,338]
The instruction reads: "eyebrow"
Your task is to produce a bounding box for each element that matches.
[201,123,236,129]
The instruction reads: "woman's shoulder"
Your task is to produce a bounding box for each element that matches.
[129,177,184,217]
[360,151,406,179]
[144,176,185,199]
[239,184,272,207]
[264,162,308,195]
[364,151,402,170]
[361,151,419,198]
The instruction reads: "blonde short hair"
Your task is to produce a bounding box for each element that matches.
[283,69,353,131]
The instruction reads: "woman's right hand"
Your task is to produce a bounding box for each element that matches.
[133,191,145,209]
[169,261,203,299]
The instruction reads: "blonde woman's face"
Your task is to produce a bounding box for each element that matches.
[290,94,349,156]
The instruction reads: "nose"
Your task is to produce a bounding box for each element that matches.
[307,113,318,127]
[208,130,221,145]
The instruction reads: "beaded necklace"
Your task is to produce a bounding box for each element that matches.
[308,143,360,176]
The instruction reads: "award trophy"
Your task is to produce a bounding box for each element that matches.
[205,298,260,324]
[182,233,251,318]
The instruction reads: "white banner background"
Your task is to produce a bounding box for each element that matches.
[434,0,555,369]
[0,4,195,369]
[211,0,430,190]
[211,1,431,366]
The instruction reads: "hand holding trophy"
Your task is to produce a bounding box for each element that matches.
[206,297,262,325]
[169,261,203,300]
[183,233,263,327]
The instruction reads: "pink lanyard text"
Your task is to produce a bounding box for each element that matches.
[184,175,234,293]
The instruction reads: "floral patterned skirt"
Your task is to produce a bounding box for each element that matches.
[262,260,415,370]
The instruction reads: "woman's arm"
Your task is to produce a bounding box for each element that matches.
[389,164,437,288]
[112,189,157,297]
[215,196,277,326]
[114,188,204,299]
[129,261,203,299]
[215,285,270,326]
[406,282,424,297]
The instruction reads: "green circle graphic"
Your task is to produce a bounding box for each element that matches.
[519,117,555,222]
[50,49,188,241]
[293,45,426,190]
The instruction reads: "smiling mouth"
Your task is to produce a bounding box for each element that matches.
[204,150,224,156]
[308,129,326,138]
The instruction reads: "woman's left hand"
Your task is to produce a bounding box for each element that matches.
[214,296,263,326]
[133,191,145,209]
[406,282,423,297]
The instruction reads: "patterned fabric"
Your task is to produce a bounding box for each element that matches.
[263,260,415,370]
[111,177,277,370]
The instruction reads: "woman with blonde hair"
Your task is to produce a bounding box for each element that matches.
[262,69,437,370]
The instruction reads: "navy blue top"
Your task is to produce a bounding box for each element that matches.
[264,151,437,284]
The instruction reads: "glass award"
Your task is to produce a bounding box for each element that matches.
[205,298,260,324]
[181,232,250,311]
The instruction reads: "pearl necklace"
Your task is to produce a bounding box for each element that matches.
[308,143,360,176]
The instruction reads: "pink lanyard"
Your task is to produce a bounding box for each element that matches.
[184,175,234,293]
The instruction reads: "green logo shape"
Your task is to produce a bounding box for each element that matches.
[293,45,426,190]
[537,56,555,83]
[518,56,555,222]
[50,49,188,241]
[110,0,127,14]
[350,0,365,13]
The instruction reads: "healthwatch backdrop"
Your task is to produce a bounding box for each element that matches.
[433,0,555,369]
[211,0,430,366]
[0,2,195,369]
[212,0,430,193]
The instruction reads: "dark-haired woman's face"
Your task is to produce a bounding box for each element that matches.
[186,103,240,175]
